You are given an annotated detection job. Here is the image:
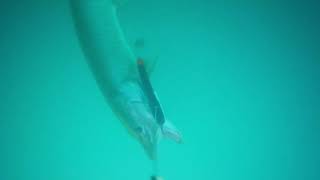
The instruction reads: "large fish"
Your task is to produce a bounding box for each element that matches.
[70,0,182,160]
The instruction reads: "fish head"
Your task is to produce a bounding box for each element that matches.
[116,81,160,160]
[129,100,160,160]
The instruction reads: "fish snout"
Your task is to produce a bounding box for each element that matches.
[136,124,160,160]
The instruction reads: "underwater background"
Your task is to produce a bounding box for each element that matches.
[1,0,319,180]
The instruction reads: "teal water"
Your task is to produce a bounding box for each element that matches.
[1,1,319,180]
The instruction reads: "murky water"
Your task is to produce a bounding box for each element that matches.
[1,1,319,180]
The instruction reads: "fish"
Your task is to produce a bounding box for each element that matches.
[70,0,182,160]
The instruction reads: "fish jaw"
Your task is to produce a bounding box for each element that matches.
[137,123,161,160]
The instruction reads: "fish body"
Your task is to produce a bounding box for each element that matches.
[70,0,181,160]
